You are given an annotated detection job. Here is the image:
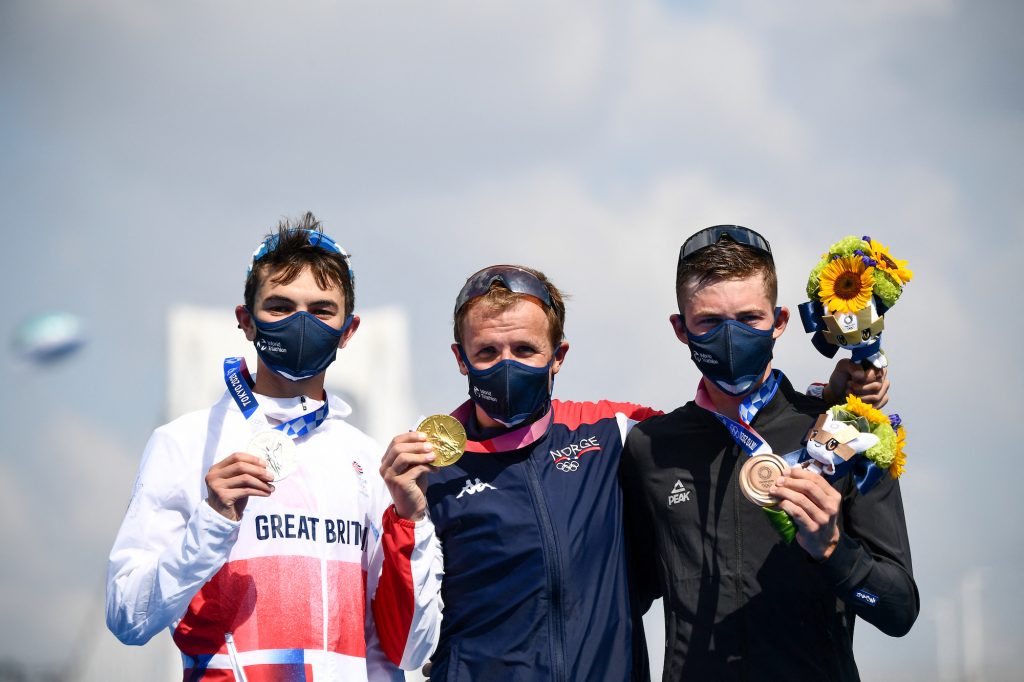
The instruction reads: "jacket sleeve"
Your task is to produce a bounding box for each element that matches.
[365,457,444,672]
[105,427,239,645]
[817,474,919,636]
[620,428,661,682]
[620,427,663,616]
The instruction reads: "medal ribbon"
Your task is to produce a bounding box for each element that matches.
[696,370,801,462]
[223,357,329,438]
[695,370,798,543]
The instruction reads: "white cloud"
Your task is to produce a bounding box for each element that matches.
[739,0,956,25]
[608,5,808,163]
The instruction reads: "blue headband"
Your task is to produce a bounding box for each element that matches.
[246,229,353,281]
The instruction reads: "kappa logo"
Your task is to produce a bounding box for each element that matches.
[456,477,497,499]
[550,436,601,473]
[667,480,691,506]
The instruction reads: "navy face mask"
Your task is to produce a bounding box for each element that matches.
[251,310,353,381]
[458,346,552,427]
[685,310,779,397]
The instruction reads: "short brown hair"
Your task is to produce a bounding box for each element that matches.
[453,265,567,350]
[676,238,777,313]
[244,212,355,317]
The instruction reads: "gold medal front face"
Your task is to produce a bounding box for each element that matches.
[417,414,467,467]
[739,453,788,507]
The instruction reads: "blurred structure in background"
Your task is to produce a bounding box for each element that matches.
[12,312,86,366]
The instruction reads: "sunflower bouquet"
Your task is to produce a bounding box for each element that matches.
[759,395,908,544]
[821,395,908,486]
[798,235,912,368]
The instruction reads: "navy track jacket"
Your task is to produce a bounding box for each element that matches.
[426,399,660,682]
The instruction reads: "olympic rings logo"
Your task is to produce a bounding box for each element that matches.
[555,460,580,473]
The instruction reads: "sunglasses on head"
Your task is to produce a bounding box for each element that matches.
[454,265,553,315]
[679,225,773,264]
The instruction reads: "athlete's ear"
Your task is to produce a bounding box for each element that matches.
[670,313,688,345]
[338,315,360,349]
[452,344,469,376]
[550,341,570,376]
[236,305,256,342]
[772,307,790,340]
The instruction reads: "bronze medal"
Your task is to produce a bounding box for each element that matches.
[417,414,467,467]
[739,453,788,507]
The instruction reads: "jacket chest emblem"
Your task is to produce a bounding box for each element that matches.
[456,477,497,499]
[667,480,691,506]
[549,436,601,473]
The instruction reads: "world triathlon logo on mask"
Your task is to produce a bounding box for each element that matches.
[550,437,601,473]
[691,349,719,365]
[255,338,287,354]
[472,385,498,404]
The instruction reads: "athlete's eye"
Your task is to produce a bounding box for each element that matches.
[474,347,497,360]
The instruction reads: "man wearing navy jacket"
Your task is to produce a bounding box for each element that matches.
[382,265,658,681]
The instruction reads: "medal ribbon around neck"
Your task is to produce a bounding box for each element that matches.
[695,369,799,542]
[696,370,801,463]
[223,357,330,437]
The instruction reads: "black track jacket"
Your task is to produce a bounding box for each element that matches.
[621,374,918,681]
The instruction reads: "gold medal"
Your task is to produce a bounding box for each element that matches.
[417,414,467,468]
[247,430,298,481]
[738,453,788,507]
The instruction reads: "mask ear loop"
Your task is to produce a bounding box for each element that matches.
[455,344,482,374]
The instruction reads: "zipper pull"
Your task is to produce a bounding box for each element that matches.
[301,395,308,412]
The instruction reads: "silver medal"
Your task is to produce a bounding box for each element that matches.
[247,430,298,481]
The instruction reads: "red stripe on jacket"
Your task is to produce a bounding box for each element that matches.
[551,400,661,431]
[371,505,417,666]
[173,555,366,658]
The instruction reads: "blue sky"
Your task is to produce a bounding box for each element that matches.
[1,1,1021,678]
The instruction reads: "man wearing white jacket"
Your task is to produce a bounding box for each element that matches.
[107,213,443,681]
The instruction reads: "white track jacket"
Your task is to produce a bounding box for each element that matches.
[106,390,443,681]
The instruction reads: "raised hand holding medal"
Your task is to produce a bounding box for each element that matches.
[246,430,299,481]
[416,414,467,468]
[738,453,789,507]
[381,414,467,521]
[220,356,332,498]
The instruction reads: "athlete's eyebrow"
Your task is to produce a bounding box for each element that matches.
[261,295,339,310]
[306,299,340,310]
[261,294,296,306]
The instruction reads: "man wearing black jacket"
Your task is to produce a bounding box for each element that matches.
[621,226,918,681]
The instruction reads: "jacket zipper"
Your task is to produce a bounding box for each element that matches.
[733,446,748,681]
[524,456,567,682]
